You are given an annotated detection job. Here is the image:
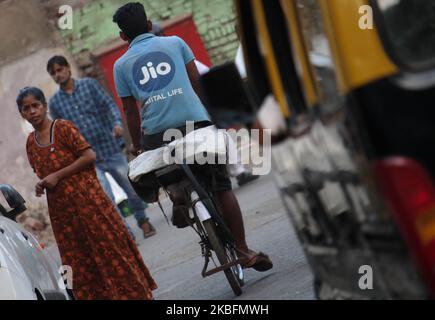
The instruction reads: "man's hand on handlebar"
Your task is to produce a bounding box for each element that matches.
[129,143,144,158]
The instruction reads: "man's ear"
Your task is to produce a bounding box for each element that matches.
[120,31,128,42]
[147,20,153,32]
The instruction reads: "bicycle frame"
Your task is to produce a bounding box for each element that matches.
[153,162,242,280]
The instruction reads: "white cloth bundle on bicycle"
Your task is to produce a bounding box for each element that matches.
[129,125,229,182]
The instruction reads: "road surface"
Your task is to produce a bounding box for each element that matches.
[131,174,315,300]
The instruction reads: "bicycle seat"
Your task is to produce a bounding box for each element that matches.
[129,125,229,182]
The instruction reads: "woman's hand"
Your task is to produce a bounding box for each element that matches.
[37,173,60,191]
[35,183,45,197]
[37,149,96,192]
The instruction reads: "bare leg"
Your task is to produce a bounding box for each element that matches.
[216,189,273,272]
[216,190,249,254]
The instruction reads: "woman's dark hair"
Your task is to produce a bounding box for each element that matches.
[47,55,69,74]
[16,87,47,112]
[113,2,149,41]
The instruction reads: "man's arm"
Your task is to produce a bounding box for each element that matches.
[185,60,206,106]
[90,79,124,136]
[49,102,61,120]
[121,96,142,154]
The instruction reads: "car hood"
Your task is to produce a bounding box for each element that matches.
[0,216,60,291]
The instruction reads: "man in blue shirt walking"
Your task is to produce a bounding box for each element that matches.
[112,2,272,271]
[47,55,156,239]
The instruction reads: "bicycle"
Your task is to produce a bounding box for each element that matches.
[129,126,245,296]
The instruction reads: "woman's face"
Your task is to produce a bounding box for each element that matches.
[20,95,48,127]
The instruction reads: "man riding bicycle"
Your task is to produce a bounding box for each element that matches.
[112,2,273,272]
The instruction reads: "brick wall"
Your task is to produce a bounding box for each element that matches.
[59,0,239,65]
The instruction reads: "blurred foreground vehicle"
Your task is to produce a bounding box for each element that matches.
[0,184,70,300]
[201,0,435,299]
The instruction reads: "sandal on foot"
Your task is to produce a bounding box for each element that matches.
[241,251,273,272]
[141,221,156,238]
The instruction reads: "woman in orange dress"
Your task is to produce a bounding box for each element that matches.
[17,87,157,300]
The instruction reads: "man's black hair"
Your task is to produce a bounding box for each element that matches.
[16,87,47,112]
[47,55,70,73]
[113,2,149,41]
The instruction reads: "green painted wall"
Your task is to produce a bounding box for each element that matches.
[60,0,239,64]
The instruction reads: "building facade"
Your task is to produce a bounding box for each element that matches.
[0,0,238,243]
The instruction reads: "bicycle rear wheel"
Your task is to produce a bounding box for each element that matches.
[202,219,243,296]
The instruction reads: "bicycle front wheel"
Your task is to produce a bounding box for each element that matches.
[202,219,243,296]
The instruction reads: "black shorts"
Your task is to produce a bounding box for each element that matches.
[141,121,232,192]
[191,163,232,192]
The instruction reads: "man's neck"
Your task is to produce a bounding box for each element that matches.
[61,78,74,94]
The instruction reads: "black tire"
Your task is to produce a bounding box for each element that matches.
[202,219,243,296]
[66,288,76,300]
[41,290,68,300]
[313,278,323,300]
[227,245,245,287]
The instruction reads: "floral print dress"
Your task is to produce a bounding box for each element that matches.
[26,119,157,300]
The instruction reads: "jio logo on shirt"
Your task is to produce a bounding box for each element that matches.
[133,52,176,92]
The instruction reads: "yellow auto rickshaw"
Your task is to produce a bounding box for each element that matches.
[200,0,435,299]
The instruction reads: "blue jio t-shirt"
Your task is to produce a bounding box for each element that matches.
[114,33,210,135]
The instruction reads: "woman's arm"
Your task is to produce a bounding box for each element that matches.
[37,148,96,193]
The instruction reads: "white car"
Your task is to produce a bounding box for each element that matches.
[0,184,70,300]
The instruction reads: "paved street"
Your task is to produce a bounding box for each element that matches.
[130,174,315,300]
[47,172,315,300]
